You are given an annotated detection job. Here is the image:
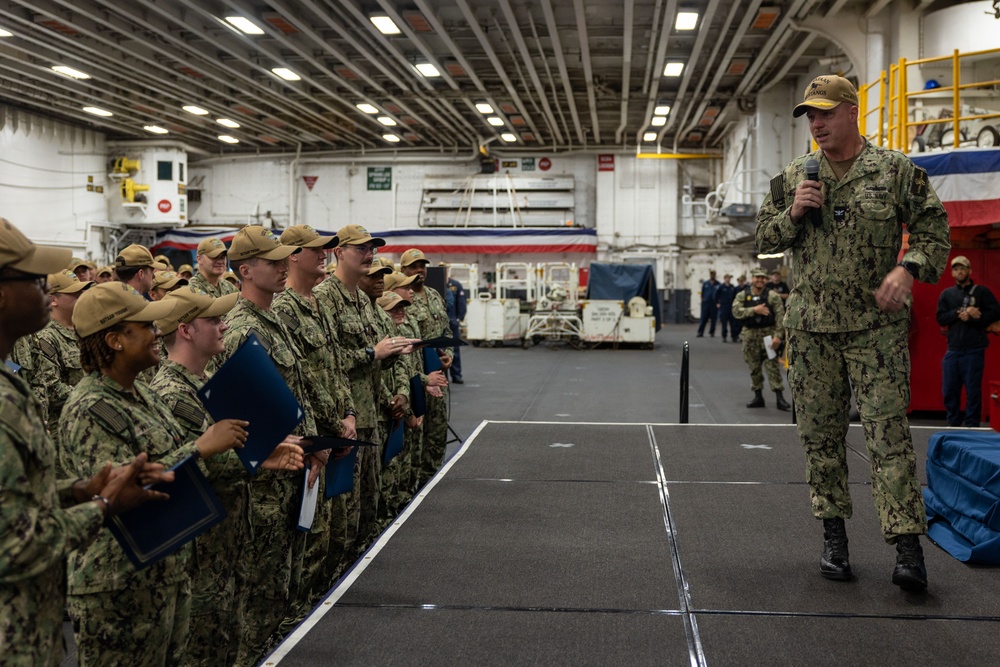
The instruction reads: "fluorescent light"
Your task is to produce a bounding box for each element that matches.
[651,116,667,126]
[218,135,240,144]
[82,106,113,117]
[675,12,699,30]
[643,132,658,142]
[377,116,397,126]
[370,15,400,35]
[182,105,209,115]
[654,104,671,115]
[144,125,169,134]
[216,118,241,128]
[663,62,684,77]
[500,133,516,142]
[52,65,90,80]
[356,103,379,114]
[383,134,401,143]
[0,28,13,38]
[225,16,264,35]
[475,102,494,114]
[272,67,301,81]
[486,116,504,127]
[414,63,440,77]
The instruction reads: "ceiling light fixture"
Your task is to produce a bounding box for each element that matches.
[82,106,113,117]
[143,125,169,134]
[663,62,684,77]
[218,135,240,144]
[383,134,401,143]
[225,16,264,35]
[182,105,209,115]
[52,65,90,80]
[370,15,401,35]
[216,118,240,128]
[651,116,667,127]
[377,116,397,126]
[486,117,505,127]
[753,7,782,30]
[0,27,13,37]
[356,103,379,114]
[643,131,658,142]
[271,67,301,81]
[675,12,699,30]
[414,63,440,77]
[501,133,516,142]
[654,104,671,115]
[475,102,494,114]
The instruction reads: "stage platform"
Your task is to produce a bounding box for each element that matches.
[265,421,1000,666]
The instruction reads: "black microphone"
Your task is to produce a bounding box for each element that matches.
[804,157,822,228]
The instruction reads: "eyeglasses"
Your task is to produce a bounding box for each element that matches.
[347,244,377,256]
[0,274,48,291]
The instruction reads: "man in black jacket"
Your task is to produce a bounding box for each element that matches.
[935,255,1000,426]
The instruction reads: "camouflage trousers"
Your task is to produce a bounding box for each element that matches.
[67,576,191,667]
[404,421,424,495]
[343,427,382,564]
[419,388,450,486]
[787,322,927,541]
[740,327,784,392]
[299,465,333,608]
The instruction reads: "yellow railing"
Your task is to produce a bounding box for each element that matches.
[867,47,1000,152]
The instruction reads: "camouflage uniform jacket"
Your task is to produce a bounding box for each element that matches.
[8,335,46,418]
[408,287,453,374]
[314,275,390,431]
[0,365,104,667]
[220,296,317,436]
[58,373,196,595]
[755,140,950,332]
[33,320,84,426]
[731,287,786,339]
[396,316,425,416]
[273,287,355,435]
[189,272,239,298]
[374,305,407,407]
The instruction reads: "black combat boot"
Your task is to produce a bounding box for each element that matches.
[892,535,928,591]
[746,390,765,408]
[775,391,791,411]
[820,518,853,581]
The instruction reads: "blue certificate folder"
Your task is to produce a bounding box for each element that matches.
[422,347,442,374]
[198,334,304,475]
[409,374,426,417]
[383,418,404,466]
[325,446,358,498]
[107,456,225,570]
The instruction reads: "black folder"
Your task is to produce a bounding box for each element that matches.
[413,336,468,348]
[325,446,358,498]
[106,455,225,570]
[383,418,404,466]
[300,435,377,454]
[409,374,426,417]
[422,347,442,374]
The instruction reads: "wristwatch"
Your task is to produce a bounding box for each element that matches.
[900,261,919,279]
[365,346,375,362]
[344,409,357,419]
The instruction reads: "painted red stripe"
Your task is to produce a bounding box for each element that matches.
[380,243,597,254]
[944,199,1000,228]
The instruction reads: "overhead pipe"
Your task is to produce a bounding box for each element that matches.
[529,18,573,149]
[633,0,678,146]
[734,0,815,98]
[490,16,555,143]
[615,0,635,144]
[540,0,586,145]
[639,0,667,97]
[572,0,601,143]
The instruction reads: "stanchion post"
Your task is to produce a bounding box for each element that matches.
[680,341,690,423]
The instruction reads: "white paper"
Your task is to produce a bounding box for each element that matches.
[763,335,777,360]
[297,465,319,531]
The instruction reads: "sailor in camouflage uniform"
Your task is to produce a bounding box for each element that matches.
[731,268,790,411]
[755,75,950,591]
[274,224,354,602]
[0,219,170,667]
[400,248,454,486]
[220,226,318,665]
[58,282,247,666]
[315,225,411,562]
[189,237,239,298]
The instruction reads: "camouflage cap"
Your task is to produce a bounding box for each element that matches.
[0,217,72,275]
[197,238,228,258]
[227,226,300,261]
[48,270,94,294]
[384,271,417,291]
[951,255,971,268]
[336,224,385,248]
[792,75,859,118]
[156,286,240,335]
[151,270,188,291]
[115,243,165,269]
[751,268,769,278]
[73,281,180,338]
[400,248,429,267]
[377,292,410,311]
[280,224,339,249]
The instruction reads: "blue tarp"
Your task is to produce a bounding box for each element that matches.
[585,263,661,331]
[923,430,1000,565]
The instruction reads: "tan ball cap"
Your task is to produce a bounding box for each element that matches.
[0,218,72,275]
[226,226,300,261]
[367,263,393,276]
[223,270,239,284]
[951,255,971,268]
[154,254,174,270]
[377,292,410,311]
[400,248,429,267]
[96,265,114,277]
[384,272,417,291]
[156,287,240,335]
[177,264,194,275]
[115,243,166,269]
[197,238,228,258]
[73,281,180,338]
[48,270,94,294]
[280,224,339,249]
[336,224,385,247]
[68,257,97,272]
[151,270,189,291]
[792,75,860,118]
